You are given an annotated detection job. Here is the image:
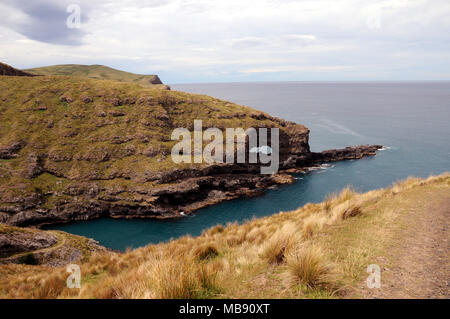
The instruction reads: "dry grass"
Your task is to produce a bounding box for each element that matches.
[262,223,301,264]
[0,173,448,299]
[286,244,334,289]
[192,243,220,261]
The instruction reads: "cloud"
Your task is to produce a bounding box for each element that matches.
[0,0,93,45]
[0,0,449,82]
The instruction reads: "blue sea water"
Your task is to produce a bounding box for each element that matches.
[47,82,450,251]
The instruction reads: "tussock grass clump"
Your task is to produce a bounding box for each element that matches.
[337,186,357,203]
[322,196,333,213]
[262,224,301,264]
[193,243,219,261]
[204,225,225,236]
[286,245,334,289]
[302,213,327,239]
[147,257,199,299]
[36,272,68,298]
[302,220,316,240]
[342,205,362,219]
[144,254,218,299]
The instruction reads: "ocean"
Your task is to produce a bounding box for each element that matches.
[47,82,450,251]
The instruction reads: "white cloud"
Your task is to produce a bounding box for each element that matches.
[0,0,449,82]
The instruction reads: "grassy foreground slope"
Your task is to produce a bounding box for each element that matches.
[0,173,448,298]
[25,64,166,88]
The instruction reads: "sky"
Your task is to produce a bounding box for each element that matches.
[0,0,449,83]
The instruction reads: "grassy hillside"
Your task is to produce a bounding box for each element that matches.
[0,173,447,298]
[0,74,308,224]
[25,64,166,88]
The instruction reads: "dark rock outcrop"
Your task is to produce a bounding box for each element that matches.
[149,75,163,85]
[0,224,108,266]
[0,141,26,159]
[311,145,382,163]
[0,62,35,77]
[0,227,57,258]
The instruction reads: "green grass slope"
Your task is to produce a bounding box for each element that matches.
[25,64,165,87]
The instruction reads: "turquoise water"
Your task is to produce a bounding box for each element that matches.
[47,82,450,251]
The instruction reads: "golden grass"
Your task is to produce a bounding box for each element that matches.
[286,244,334,289]
[192,243,220,261]
[0,173,448,299]
[262,223,300,264]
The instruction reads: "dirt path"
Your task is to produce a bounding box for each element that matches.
[360,188,449,298]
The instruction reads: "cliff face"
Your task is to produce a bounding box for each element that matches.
[0,75,319,226]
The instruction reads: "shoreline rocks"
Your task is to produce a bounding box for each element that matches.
[0,144,382,228]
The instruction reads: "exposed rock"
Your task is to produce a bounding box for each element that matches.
[0,224,108,266]
[59,95,73,103]
[148,75,163,85]
[110,97,122,106]
[0,62,35,77]
[0,226,58,258]
[311,145,382,163]
[109,110,126,117]
[81,95,93,103]
[0,141,26,159]
[23,153,45,178]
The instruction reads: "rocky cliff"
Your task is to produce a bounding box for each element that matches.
[0,72,381,227]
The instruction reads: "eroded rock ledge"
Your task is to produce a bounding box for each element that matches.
[1,144,382,227]
[0,224,107,266]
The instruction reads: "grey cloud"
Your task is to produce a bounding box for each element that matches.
[1,0,91,45]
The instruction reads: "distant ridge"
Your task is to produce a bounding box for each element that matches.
[25,64,165,87]
[0,62,35,77]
